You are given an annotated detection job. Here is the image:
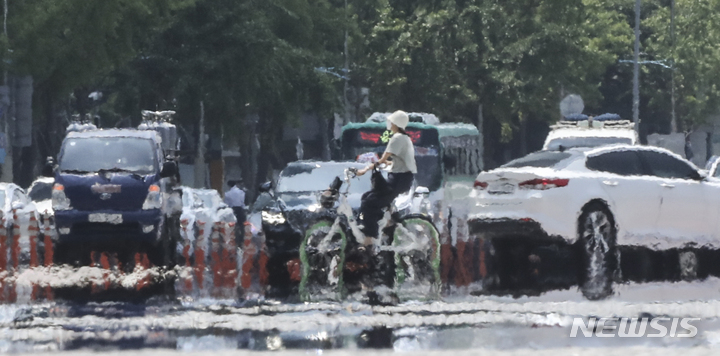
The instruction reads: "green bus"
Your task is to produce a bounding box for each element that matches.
[341,115,484,288]
[341,121,443,192]
[340,118,482,194]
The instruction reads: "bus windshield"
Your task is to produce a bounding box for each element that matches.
[341,126,442,191]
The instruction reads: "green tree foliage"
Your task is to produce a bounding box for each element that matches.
[6,0,720,177]
[9,0,191,99]
[645,0,720,131]
[105,0,345,132]
[358,0,631,144]
[102,0,347,187]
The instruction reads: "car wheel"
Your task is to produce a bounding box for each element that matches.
[578,203,616,300]
[678,250,698,281]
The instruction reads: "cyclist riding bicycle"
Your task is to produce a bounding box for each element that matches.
[356,110,417,242]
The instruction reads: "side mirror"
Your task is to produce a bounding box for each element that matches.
[259,181,273,193]
[160,161,178,178]
[11,201,24,210]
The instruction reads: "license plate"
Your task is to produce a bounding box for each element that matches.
[488,182,515,195]
[88,213,123,224]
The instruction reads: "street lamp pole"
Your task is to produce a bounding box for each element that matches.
[633,0,641,132]
[1,0,11,183]
[670,0,677,133]
[343,0,351,125]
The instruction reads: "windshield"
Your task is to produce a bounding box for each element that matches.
[59,137,157,174]
[278,164,372,194]
[502,151,574,168]
[545,136,632,151]
[28,181,52,202]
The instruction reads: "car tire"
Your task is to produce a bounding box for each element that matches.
[577,203,617,300]
[678,250,698,281]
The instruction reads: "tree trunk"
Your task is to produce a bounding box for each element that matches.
[519,113,528,157]
[477,103,484,172]
[320,116,331,161]
[193,101,206,188]
[1,76,13,183]
[254,110,274,199]
[73,87,90,118]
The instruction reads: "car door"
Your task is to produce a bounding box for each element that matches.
[638,150,710,244]
[586,149,663,241]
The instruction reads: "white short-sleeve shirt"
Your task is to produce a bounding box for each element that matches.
[385,133,417,173]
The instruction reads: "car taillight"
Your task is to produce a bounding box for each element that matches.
[474,181,488,190]
[518,178,569,190]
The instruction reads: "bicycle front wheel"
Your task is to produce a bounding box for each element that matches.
[299,219,347,301]
[393,214,441,299]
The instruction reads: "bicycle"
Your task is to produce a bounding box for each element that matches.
[299,166,441,302]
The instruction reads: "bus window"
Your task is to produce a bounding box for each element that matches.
[341,124,442,191]
[437,124,483,177]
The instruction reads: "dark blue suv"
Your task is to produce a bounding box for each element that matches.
[51,129,179,266]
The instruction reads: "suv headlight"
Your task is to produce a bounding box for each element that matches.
[142,184,162,210]
[262,210,286,224]
[52,184,72,211]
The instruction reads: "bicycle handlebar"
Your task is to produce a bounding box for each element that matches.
[347,167,358,178]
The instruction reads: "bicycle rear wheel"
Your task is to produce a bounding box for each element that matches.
[393,214,441,299]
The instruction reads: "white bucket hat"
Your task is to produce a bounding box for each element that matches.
[386,110,409,130]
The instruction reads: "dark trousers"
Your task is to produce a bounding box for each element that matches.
[232,207,247,244]
[232,207,247,225]
[360,172,414,238]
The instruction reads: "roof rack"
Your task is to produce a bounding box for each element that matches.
[366,112,441,126]
[552,113,635,130]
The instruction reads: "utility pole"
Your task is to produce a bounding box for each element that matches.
[633,0,641,132]
[670,0,677,133]
[1,0,11,183]
[343,0,351,124]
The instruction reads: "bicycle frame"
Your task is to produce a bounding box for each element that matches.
[300,166,441,302]
[315,168,431,252]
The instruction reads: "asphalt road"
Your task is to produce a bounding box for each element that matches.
[2,268,720,353]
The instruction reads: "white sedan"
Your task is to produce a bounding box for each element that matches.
[469,145,720,299]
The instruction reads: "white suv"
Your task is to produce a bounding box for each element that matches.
[469,145,719,299]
